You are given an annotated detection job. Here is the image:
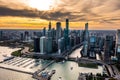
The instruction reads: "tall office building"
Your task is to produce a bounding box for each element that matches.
[46,37,52,53]
[24,31,29,41]
[89,36,96,47]
[40,36,47,54]
[66,19,69,31]
[48,21,51,31]
[66,19,69,46]
[0,31,3,40]
[20,33,24,41]
[47,30,52,38]
[84,22,89,41]
[43,27,46,36]
[116,30,120,60]
[58,38,65,54]
[82,41,89,57]
[47,21,52,37]
[34,37,40,52]
[104,36,112,63]
[81,22,89,57]
[98,37,104,51]
[69,36,75,48]
[89,36,97,59]
[64,19,70,49]
[51,28,56,40]
[56,22,62,43]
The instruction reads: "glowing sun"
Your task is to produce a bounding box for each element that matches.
[28,0,55,11]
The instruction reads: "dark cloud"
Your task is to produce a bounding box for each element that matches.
[0,0,120,23]
[0,7,73,21]
[0,7,40,17]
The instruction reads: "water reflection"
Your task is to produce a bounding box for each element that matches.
[46,61,103,80]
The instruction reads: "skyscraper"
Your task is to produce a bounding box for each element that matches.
[84,22,89,41]
[58,38,65,54]
[64,19,70,49]
[46,37,52,53]
[104,36,111,63]
[56,22,62,43]
[0,31,3,40]
[24,31,29,41]
[34,37,40,52]
[20,33,24,41]
[48,21,51,31]
[40,36,47,54]
[66,19,69,31]
[43,27,46,36]
[81,22,89,57]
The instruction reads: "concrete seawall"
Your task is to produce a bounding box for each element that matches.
[0,66,33,75]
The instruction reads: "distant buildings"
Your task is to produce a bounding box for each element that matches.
[33,19,83,54]
[0,31,3,40]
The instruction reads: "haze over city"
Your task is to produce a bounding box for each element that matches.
[0,0,120,30]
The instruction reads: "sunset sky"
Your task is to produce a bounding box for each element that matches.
[0,0,120,30]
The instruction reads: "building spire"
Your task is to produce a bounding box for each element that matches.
[48,21,51,30]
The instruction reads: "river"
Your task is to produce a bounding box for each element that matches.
[0,46,103,80]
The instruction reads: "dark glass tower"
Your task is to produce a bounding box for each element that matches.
[43,27,46,36]
[48,21,51,31]
[66,19,69,49]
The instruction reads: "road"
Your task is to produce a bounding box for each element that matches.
[21,47,30,54]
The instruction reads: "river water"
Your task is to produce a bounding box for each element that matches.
[0,46,103,80]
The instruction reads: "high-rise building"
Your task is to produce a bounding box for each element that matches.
[46,37,52,53]
[89,36,97,59]
[66,19,69,46]
[34,37,40,52]
[82,41,89,57]
[51,28,56,40]
[56,22,62,43]
[48,21,51,31]
[40,36,47,54]
[0,31,3,40]
[84,22,89,41]
[98,37,104,51]
[20,33,24,41]
[58,38,65,54]
[43,27,46,36]
[69,36,75,48]
[24,31,29,41]
[116,30,120,60]
[89,36,96,47]
[104,36,112,63]
[47,30,52,38]
[81,22,89,57]
[64,19,70,49]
